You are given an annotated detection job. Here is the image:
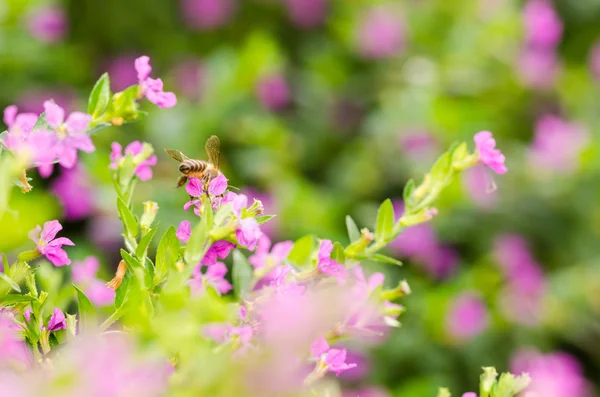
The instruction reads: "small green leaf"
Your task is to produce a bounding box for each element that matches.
[369,254,403,266]
[375,199,394,242]
[154,227,179,285]
[114,271,131,309]
[287,235,314,268]
[88,73,111,118]
[1,253,9,274]
[73,285,96,332]
[87,122,112,136]
[0,294,35,305]
[117,197,139,239]
[430,152,451,183]
[256,215,276,224]
[332,242,345,263]
[32,112,49,131]
[120,249,143,271]
[403,179,415,208]
[136,225,158,259]
[0,272,21,293]
[450,142,467,164]
[346,215,360,242]
[232,250,253,298]
[119,156,136,188]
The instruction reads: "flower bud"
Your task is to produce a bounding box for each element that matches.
[381,280,411,301]
[480,366,498,397]
[344,228,374,257]
[247,199,264,216]
[437,388,451,397]
[140,201,159,231]
[399,208,438,227]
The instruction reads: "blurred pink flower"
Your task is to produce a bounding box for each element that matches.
[87,214,123,252]
[200,240,236,266]
[256,74,291,111]
[242,188,279,237]
[311,336,357,376]
[189,261,232,295]
[590,41,600,82]
[523,0,562,48]
[528,115,589,174]
[399,131,440,164]
[181,0,236,30]
[28,6,67,44]
[474,131,507,174]
[337,350,369,381]
[356,6,405,59]
[462,393,478,397]
[445,292,489,341]
[135,56,177,108]
[236,218,262,251]
[72,257,115,307]
[104,55,139,91]
[29,220,74,267]
[3,105,37,135]
[517,48,560,89]
[284,0,327,29]
[209,173,228,196]
[462,164,498,210]
[51,166,95,220]
[0,313,31,368]
[511,349,590,397]
[1,129,56,172]
[317,240,348,283]
[110,141,157,181]
[176,220,191,243]
[172,59,205,100]
[248,235,293,270]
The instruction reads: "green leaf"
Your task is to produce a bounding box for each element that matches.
[403,179,415,208]
[73,285,96,332]
[450,142,467,164]
[114,271,131,309]
[136,225,158,259]
[32,112,49,131]
[430,152,451,183]
[87,122,112,136]
[0,294,35,305]
[120,249,143,271]
[1,253,9,274]
[232,250,253,298]
[287,235,314,267]
[184,198,213,265]
[0,272,21,293]
[88,73,111,118]
[118,156,136,188]
[375,199,394,243]
[332,242,345,263]
[369,254,403,266]
[154,227,179,285]
[117,197,139,239]
[256,215,276,224]
[345,215,360,242]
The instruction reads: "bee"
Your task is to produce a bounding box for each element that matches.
[165,135,221,189]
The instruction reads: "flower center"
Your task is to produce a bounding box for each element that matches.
[56,125,68,140]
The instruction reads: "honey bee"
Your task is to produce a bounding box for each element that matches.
[165,135,221,189]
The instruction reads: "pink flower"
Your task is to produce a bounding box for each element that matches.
[72,257,115,306]
[317,240,348,282]
[110,141,158,181]
[50,165,95,220]
[445,292,489,341]
[43,100,94,171]
[180,0,236,30]
[528,115,588,174]
[517,47,560,89]
[284,0,327,29]
[398,131,440,164]
[474,131,507,174]
[47,308,66,331]
[186,177,204,197]
[103,55,139,91]
[208,173,228,196]
[176,220,191,243]
[236,218,262,251]
[172,59,205,101]
[356,6,405,59]
[311,336,357,376]
[462,393,477,397]
[200,240,236,266]
[1,129,57,171]
[462,164,498,210]
[523,0,562,49]
[28,6,67,44]
[248,235,293,270]
[189,262,232,295]
[29,220,74,267]
[3,105,37,135]
[256,75,291,111]
[85,280,116,306]
[72,256,100,284]
[0,313,31,368]
[135,56,177,108]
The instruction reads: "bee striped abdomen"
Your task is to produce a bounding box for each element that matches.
[179,159,207,175]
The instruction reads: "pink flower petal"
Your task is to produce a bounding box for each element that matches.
[135,56,152,81]
[43,100,64,128]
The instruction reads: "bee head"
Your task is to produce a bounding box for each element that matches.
[179,163,191,174]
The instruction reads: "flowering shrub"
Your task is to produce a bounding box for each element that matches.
[0,58,532,396]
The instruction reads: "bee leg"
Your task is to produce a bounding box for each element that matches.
[176,175,188,188]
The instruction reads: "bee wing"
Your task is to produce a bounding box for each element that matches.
[205,135,221,170]
[164,149,188,162]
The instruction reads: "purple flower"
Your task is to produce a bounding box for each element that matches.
[248,235,293,269]
[311,336,357,376]
[43,100,94,170]
[474,131,507,174]
[236,218,262,251]
[50,165,95,220]
[528,115,588,174]
[110,141,158,181]
[47,308,66,331]
[176,220,191,243]
[189,262,232,295]
[3,105,38,135]
[186,177,204,197]
[317,240,348,282]
[256,75,291,111]
[462,394,478,397]
[284,0,327,29]
[135,56,177,108]
[29,220,74,267]
[200,240,236,266]
[523,0,562,49]
[445,292,489,341]
[180,0,236,31]
[28,6,67,44]
[208,173,228,196]
[356,6,405,59]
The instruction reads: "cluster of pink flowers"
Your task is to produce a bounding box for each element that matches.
[517,0,563,89]
[494,234,546,325]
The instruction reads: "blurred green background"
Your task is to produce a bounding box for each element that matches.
[1,0,600,395]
